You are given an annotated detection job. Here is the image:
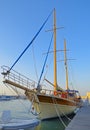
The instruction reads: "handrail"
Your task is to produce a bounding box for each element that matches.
[1,65,37,89]
[1,65,70,99]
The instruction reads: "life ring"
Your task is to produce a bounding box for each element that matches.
[54,91,58,96]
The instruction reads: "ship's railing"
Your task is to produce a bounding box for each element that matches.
[39,88,68,99]
[40,88,54,95]
[1,66,74,99]
[1,65,37,90]
[1,66,55,95]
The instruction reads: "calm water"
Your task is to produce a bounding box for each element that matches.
[0,99,75,130]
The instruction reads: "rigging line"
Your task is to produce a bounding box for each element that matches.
[4,83,32,113]
[56,103,71,121]
[68,62,77,90]
[52,97,66,128]
[54,98,71,121]
[7,9,53,73]
[4,83,22,97]
[42,49,53,85]
[53,97,71,121]
[37,33,53,89]
[32,45,38,81]
[41,65,48,85]
[59,109,71,121]
[3,83,16,96]
[28,94,35,112]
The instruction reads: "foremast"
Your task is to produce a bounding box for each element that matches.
[53,8,57,91]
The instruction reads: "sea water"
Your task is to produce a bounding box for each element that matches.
[0,99,74,130]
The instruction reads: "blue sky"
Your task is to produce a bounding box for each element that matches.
[0,0,90,96]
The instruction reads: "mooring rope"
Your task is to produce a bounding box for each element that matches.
[53,97,71,121]
[52,97,67,128]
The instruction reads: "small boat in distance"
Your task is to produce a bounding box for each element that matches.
[1,9,82,120]
[0,95,10,101]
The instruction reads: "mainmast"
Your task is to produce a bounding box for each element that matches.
[53,8,57,91]
[64,39,69,90]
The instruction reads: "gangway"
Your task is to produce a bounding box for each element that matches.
[1,66,37,92]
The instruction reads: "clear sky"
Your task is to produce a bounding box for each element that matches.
[0,0,90,96]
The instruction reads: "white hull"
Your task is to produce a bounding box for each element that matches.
[34,102,77,120]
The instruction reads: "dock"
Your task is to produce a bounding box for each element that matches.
[65,104,90,130]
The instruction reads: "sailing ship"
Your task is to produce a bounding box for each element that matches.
[1,9,82,120]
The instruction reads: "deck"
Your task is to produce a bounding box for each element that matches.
[65,101,90,130]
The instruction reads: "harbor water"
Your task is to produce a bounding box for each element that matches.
[0,99,75,130]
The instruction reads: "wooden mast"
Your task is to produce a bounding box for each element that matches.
[53,8,57,91]
[64,39,69,90]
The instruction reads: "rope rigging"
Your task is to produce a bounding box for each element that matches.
[52,97,67,128]
[6,9,53,74]
[4,83,40,116]
[32,45,39,81]
[52,97,71,128]
[37,33,53,89]
[4,83,31,112]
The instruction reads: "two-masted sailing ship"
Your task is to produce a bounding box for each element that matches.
[1,9,82,120]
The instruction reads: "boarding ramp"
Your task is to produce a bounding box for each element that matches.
[1,66,37,92]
